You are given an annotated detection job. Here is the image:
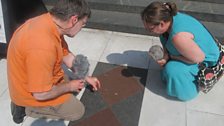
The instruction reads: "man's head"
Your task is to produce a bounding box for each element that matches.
[49,0,91,37]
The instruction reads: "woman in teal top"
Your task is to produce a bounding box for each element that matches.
[141,2,220,101]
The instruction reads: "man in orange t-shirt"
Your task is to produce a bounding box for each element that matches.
[7,0,100,124]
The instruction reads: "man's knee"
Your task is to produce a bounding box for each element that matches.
[25,97,85,121]
[167,87,198,101]
[65,101,85,121]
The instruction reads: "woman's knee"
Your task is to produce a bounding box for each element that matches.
[164,61,198,101]
[168,83,198,101]
[176,91,198,101]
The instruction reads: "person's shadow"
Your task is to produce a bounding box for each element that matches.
[30,118,67,126]
[106,50,149,86]
[106,50,149,69]
[106,50,179,101]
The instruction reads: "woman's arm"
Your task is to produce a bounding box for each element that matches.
[172,32,205,64]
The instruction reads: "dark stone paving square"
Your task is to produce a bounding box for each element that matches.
[80,90,108,118]
[111,91,145,126]
[70,108,122,126]
[97,66,144,106]
[69,89,107,126]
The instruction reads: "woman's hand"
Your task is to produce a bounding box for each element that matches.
[157,52,169,67]
[85,76,101,91]
[157,58,168,66]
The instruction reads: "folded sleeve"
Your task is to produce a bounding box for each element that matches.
[61,37,70,56]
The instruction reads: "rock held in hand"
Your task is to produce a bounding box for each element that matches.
[149,45,164,61]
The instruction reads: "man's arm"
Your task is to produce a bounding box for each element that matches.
[32,80,84,101]
[63,53,75,68]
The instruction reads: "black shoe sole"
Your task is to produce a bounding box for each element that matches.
[11,102,26,124]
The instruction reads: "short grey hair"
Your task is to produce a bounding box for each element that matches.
[49,0,91,21]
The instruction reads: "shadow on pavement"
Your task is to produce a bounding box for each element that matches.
[106,50,149,69]
[30,118,66,126]
[107,50,180,101]
[146,68,180,101]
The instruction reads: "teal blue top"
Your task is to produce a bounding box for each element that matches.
[160,12,219,66]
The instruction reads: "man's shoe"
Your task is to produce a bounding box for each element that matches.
[11,102,26,124]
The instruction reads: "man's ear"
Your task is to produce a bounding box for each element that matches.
[159,21,165,28]
[70,15,78,25]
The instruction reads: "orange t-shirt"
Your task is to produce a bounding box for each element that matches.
[7,13,71,107]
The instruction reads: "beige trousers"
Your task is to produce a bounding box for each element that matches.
[25,95,85,121]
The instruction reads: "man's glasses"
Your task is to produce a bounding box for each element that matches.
[81,20,87,27]
[54,19,86,30]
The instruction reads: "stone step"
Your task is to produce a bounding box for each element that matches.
[86,0,224,16]
[43,0,224,17]
[87,1,224,24]
[42,0,224,41]
[86,9,224,41]
[186,0,224,4]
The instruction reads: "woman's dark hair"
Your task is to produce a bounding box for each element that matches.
[49,0,91,21]
[141,1,177,25]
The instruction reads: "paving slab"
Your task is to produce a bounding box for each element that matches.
[65,29,112,61]
[138,69,186,126]
[187,77,224,116]
[99,31,152,69]
[0,90,21,126]
[187,109,224,126]
[0,59,8,96]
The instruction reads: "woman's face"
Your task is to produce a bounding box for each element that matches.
[144,21,170,35]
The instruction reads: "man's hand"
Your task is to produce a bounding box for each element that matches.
[85,76,101,91]
[69,80,85,92]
